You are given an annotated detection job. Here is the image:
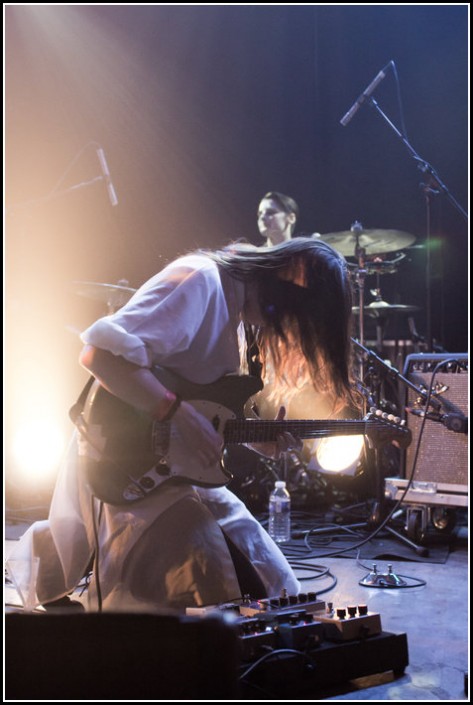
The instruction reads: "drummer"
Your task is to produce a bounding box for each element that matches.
[257,192,299,245]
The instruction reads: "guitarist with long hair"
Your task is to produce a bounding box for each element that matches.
[10,237,358,612]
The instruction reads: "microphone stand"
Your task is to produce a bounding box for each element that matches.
[365,97,467,220]
[6,176,105,215]
[351,338,445,556]
[353,338,442,411]
[365,96,468,353]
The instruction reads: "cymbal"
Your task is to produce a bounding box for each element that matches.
[319,229,416,256]
[352,302,420,317]
[73,280,136,307]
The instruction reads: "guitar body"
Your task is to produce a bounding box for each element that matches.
[76,367,410,506]
[78,370,264,505]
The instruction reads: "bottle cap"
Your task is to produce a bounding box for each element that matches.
[275,481,286,488]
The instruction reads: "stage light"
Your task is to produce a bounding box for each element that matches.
[11,419,66,483]
[307,435,364,476]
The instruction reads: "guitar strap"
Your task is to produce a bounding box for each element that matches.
[69,375,95,425]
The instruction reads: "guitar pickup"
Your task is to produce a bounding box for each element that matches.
[151,420,171,454]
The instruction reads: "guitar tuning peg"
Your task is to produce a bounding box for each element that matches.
[400,419,406,426]
[387,414,395,422]
[393,416,401,424]
[381,412,389,420]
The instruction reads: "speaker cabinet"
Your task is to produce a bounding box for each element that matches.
[5,611,240,700]
[402,354,468,489]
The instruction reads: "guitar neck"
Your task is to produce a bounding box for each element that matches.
[224,419,370,444]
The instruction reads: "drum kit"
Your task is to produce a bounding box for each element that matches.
[317,222,422,374]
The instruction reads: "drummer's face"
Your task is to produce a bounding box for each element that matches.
[257,198,295,244]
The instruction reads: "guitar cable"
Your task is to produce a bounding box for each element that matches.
[91,495,103,612]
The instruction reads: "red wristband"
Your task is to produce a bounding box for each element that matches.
[152,390,181,422]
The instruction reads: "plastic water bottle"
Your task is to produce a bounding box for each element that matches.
[268,480,291,543]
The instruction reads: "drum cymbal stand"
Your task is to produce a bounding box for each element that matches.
[350,220,369,398]
[369,271,389,358]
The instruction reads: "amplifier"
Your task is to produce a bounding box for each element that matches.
[401,354,468,491]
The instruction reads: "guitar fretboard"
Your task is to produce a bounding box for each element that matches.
[223,419,373,443]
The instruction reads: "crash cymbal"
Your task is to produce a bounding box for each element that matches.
[352,302,420,317]
[73,280,136,308]
[319,229,416,256]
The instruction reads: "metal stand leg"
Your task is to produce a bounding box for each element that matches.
[365,447,429,557]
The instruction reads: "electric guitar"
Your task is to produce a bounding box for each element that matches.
[75,368,411,505]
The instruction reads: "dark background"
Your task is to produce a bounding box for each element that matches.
[5,5,468,491]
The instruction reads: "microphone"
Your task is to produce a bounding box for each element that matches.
[441,413,468,434]
[406,408,468,434]
[96,148,118,206]
[340,61,394,127]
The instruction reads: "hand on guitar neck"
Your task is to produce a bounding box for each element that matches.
[245,405,303,460]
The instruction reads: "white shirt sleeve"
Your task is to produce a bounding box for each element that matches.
[80,258,223,369]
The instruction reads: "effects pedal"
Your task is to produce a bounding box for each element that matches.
[238,618,278,661]
[313,602,382,641]
[236,611,325,661]
[238,590,325,618]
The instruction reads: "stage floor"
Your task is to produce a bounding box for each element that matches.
[5,510,469,701]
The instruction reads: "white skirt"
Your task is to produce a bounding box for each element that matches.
[7,434,300,612]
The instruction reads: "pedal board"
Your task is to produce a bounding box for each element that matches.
[188,592,408,697]
[237,630,409,699]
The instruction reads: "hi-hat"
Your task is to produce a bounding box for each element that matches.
[352,301,420,318]
[73,280,136,308]
[319,229,416,256]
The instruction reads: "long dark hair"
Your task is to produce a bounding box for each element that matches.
[204,238,357,409]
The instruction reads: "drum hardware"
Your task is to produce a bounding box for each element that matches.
[336,221,418,389]
[72,279,136,313]
[342,224,421,375]
[347,251,406,276]
[352,303,420,317]
[352,301,421,363]
[347,221,369,385]
[323,221,427,541]
[337,220,429,556]
[321,228,416,257]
